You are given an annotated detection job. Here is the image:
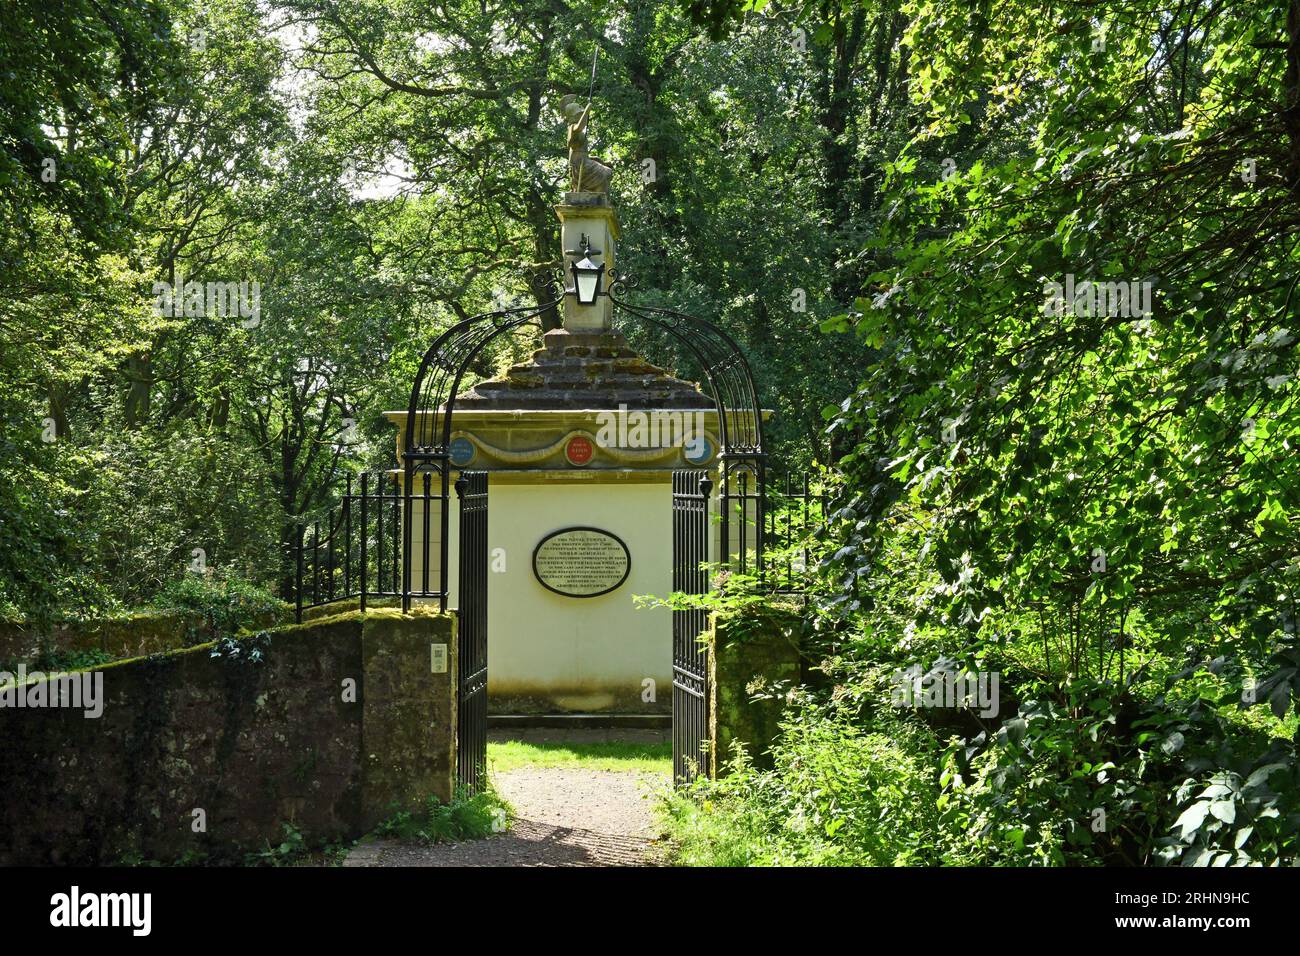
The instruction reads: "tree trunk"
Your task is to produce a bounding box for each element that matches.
[124,353,152,427]
[46,386,70,442]
[1285,0,1300,188]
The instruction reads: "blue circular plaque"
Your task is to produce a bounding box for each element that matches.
[684,435,714,465]
[449,436,476,466]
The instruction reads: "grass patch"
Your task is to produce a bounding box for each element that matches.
[656,785,767,867]
[487,739,672,773]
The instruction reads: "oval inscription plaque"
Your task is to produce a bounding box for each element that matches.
[532,527,631,598]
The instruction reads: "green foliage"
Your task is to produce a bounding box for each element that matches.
[1166,758,1300,867]
[116,847,211,867]
[0,0,181,245]
[154,572,285,644]
[662,696,960,866]
[79,432,283,605]
[31,647,116,673]
[374,787,512,845]
[245,824,308,866]
[668,0,1300,868]
[207,631,272,666]
[0,413,111,623]
[2,0,901,623]
[241,823,353,866]
[656,0,1300,866]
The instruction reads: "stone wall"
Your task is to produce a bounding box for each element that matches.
[0,605,291,668]
[0,610,205,668]
[0,599,399,674]
[0,608,456,865]
[707,603,806,777]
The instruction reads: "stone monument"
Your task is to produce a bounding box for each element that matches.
[386,105,739,716]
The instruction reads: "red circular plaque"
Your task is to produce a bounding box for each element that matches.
[565,435,594,466]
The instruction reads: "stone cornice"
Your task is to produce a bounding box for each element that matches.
[382,408,773,425]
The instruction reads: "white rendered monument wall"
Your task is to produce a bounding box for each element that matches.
[484,478,673,714]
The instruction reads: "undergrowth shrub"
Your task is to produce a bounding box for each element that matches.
[375,787,511,844]
[661,694,962,866]
[153,571,285,644]
[659,544,1300,867]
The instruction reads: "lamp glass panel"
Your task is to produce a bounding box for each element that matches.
[575,269,599,304]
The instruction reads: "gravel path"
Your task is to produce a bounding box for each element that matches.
[345,755,669,867]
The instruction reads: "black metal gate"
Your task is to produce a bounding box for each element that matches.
[672,470,713,783]
[455,472,489,793]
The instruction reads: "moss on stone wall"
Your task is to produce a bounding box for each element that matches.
[707,602,807,777]
[0,609,456,865]
[360,609,457,819]
[0,604,291,671]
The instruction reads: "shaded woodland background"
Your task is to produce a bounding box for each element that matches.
[3,0,1299,865]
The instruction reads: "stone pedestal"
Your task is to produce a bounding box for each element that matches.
[557,192,619,332]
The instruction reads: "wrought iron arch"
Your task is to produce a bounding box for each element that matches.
[401,273,770,611]
[401,299,555,611]
[609,278,767,573]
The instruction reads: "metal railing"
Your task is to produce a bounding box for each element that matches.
[292,467,829,622]
[290,471,449,623]
[763,474,830,593]
[714,471,828,592]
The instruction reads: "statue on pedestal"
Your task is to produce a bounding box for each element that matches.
[559,94,613,194]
